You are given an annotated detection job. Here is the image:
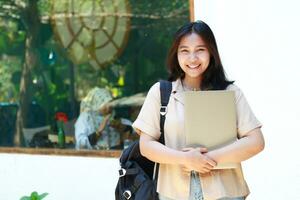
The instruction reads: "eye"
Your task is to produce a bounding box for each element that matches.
[180,49,189,53]
[196,48,206,52]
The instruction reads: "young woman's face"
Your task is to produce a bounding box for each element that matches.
[177,32,210,81]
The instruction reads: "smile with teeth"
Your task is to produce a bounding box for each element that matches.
[187,64,200,69]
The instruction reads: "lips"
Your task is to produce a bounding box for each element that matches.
[187,64,200,69]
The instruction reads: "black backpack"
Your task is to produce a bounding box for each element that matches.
[115,80,172,200]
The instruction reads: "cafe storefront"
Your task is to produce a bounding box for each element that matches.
[0,0,193,155]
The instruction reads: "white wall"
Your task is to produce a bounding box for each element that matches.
[0,153,119,200]
[195,0,300,199]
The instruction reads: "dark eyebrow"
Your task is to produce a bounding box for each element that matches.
[178,45,206,49]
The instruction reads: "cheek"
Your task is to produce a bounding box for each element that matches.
[177,54,187,66]
[199,53,210,64]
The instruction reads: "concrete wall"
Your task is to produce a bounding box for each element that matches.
[195,0,300,199]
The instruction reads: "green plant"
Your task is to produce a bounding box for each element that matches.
[20,191,48,200]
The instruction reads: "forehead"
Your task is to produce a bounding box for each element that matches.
[179,32,206,47]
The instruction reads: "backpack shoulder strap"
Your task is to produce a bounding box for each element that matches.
[159,80,172,145]
[153,80,172,181]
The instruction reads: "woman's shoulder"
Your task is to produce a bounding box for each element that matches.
[147,80,176,98]
[144,82,159,98]
[226,83,243,92]
[150,81,161,90]
[145,80,174,103]
[148,80,172,94]
[225,83,244,100]
[77,111,99,121]
[149,80,176,91]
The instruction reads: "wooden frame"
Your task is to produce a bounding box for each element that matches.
[189,0,195,21]
[0,147,121,157]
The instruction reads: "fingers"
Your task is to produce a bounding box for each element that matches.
[199,169,210,174]
[198,161,215,173]
[194,147,217,167]
[196,165,212,174]
[204,156,217,168]
[181,147,217,174]
[182,162,214,175]
[196,159,215,170]
[181,166,191,176]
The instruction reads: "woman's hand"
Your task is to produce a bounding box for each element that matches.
[97,114,111,133]
[181,147,217,175]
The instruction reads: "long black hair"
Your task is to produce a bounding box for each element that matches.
[166,20,234,90]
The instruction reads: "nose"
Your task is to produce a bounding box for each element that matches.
[189,52,198,62]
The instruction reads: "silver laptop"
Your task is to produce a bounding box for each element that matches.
[184,91,239,169]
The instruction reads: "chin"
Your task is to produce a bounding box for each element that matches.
[185,72,204,79]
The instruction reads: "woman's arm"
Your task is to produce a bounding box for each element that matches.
[140,132,217,174]
[205,128,265,163]
[75,113,93,149]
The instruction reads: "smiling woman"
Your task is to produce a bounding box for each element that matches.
[135,20,264,200]
[177,32,211,88]
[0,0,191,156]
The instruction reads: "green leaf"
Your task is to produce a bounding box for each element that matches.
[39,193,49,199]
[30,191,38,200]
[20,197,31,200]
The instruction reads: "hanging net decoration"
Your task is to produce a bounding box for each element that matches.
[51,0,130,68]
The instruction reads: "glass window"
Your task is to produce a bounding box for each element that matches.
[0,0,190,150]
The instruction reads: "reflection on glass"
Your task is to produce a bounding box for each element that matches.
[0,0,189,150]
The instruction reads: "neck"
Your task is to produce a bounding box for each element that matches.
[182,77,201,91]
